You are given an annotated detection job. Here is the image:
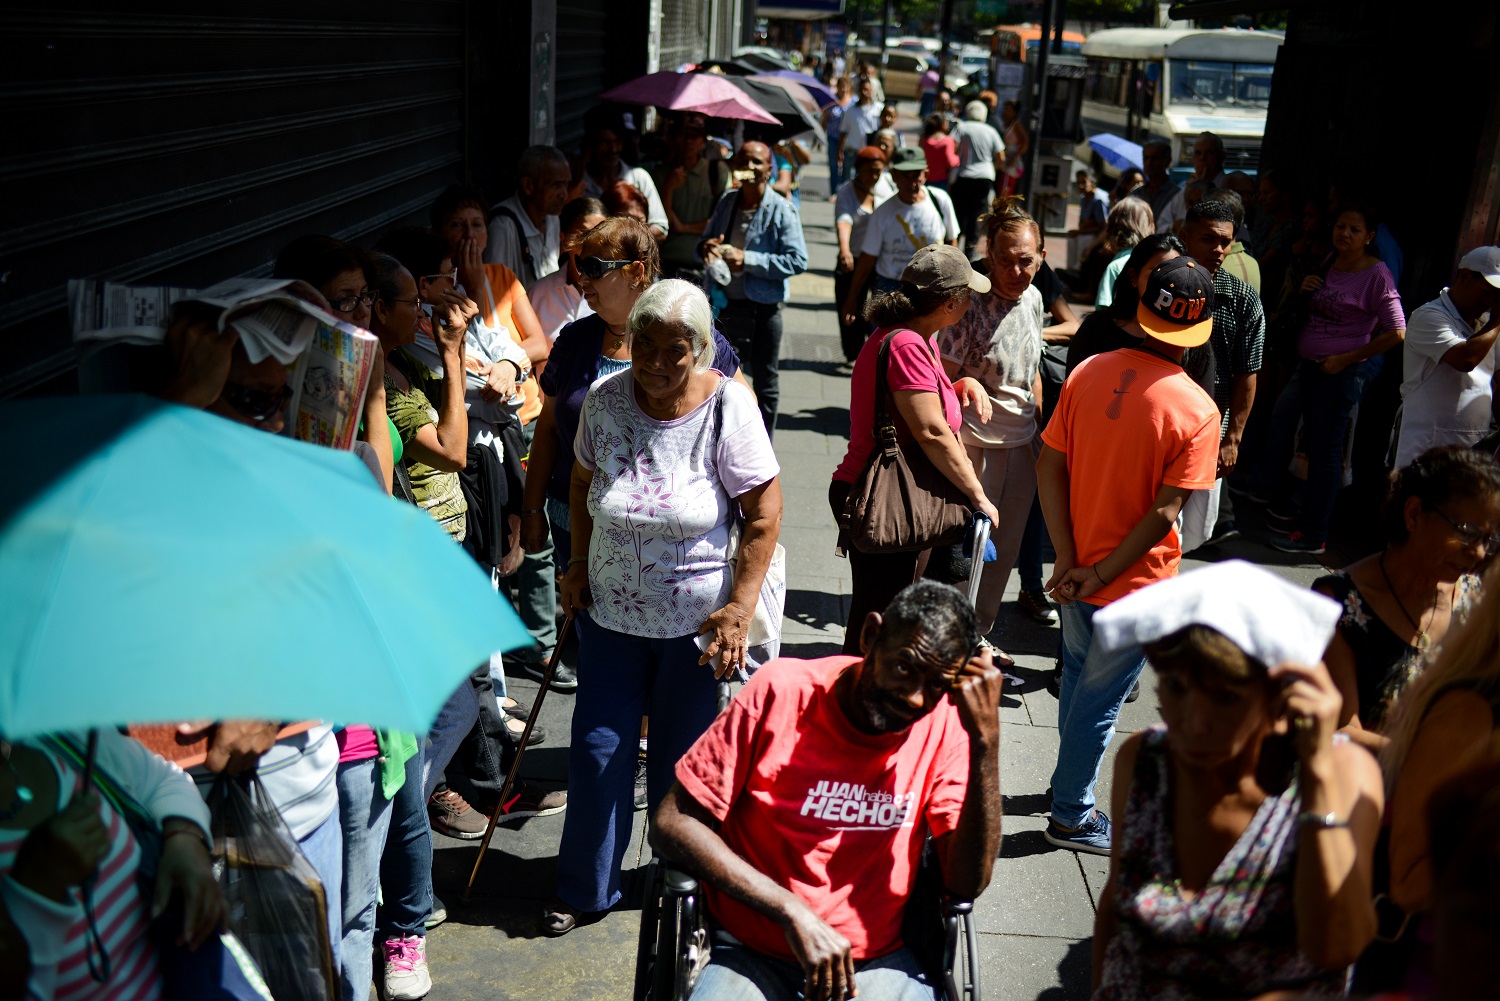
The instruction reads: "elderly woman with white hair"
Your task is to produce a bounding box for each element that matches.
[545,278,783,936]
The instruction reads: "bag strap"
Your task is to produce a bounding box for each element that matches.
[489,205,537,287]
[873,330,901,439]
[42,734,157,832]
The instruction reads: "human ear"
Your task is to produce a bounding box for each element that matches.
[859,612,884,656]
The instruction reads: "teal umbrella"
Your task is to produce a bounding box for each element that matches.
[0,394,528,741]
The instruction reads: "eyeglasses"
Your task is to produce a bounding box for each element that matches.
[221,382,294,424]
[329,290,377,313]
[420,269,458,285]
[1427,505,1500,551]
[576,256,635,281]
[387,296,422,308]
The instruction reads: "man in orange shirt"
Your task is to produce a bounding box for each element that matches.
[1036,257,1221,854]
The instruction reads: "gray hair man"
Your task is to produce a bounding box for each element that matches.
[487,144,570,289]
[1155,132,1228,234]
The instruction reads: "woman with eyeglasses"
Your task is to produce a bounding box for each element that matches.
[1313,446,1500,754]
[520,217,749,567]
[271,234,395,491]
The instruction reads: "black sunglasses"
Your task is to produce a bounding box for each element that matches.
[1427,504,1500,552]
[221,382,294,423]
[576,256,634,280]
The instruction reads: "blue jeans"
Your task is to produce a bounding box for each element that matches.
[1049,601,1147,828]
[1014,491,1048,592]
[377,746,432,940]
[1251,358,1375,544]
[423,678,480,800]
[693,931,935,1001]
[298,806,344,976]
[336,757,394,1000]
[554,611,721,912]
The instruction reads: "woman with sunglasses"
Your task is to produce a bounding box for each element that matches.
[530,197,608,343]
[520,217,749,567]
[1314,446,1500,753]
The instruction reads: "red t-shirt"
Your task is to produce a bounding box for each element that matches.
[674,656,970,961]
[1040,348,1220,605]
[834,327,963,483]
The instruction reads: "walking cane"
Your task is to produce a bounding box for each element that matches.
[463,611,575,902]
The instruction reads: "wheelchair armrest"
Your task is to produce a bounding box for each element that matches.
[662,865,701,897]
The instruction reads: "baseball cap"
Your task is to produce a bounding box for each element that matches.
[1136,257,1215,347]
[900,245,991,295]
[889,147,927,172]
[855,145,887,164]
[1459,246,1500,289]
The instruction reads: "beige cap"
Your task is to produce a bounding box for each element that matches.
[899,245,992,295]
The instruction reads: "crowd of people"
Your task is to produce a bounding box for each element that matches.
[8,68,1500,1001]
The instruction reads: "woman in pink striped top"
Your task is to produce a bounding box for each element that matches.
[0,729,222,999]
[1251,203,1407,554]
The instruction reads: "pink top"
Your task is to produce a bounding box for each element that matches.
[920,134,959,183]
[1297,261,1405,360]
[336,725,380,763]
[834,327,962,483]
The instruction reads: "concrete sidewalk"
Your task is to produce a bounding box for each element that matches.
[420,131,1325,1000]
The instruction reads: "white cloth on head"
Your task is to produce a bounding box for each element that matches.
[1092,559,1341,668]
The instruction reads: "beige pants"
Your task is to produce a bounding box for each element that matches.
[966,437,1041,635]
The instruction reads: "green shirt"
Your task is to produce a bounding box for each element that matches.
[386,349,467,540]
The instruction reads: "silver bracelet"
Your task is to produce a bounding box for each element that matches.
[1297,811,1350,829]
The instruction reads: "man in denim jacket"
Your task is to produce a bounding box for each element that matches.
[699,142,809,435]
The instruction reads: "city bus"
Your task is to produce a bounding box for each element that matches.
[1079,27,1284,172]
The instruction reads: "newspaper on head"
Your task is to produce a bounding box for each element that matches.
[69,277,379,451]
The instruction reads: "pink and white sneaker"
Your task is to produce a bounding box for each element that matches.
[380,935,432,1000]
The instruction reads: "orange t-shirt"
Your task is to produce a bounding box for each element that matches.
[474,262,542,425]
[1040,347,1220,605]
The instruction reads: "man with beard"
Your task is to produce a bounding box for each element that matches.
[650,581,1003,1001]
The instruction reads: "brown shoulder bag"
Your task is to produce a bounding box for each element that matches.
[842,331,972,553]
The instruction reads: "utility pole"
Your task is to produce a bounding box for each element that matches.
[879,0,893,88]
[938,0,955,94]
[1026,0,1056,202]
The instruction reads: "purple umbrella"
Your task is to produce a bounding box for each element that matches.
[754,69,838,109]
[600,71,779,125]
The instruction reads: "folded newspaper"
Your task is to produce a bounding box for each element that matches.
[70,277,379,451]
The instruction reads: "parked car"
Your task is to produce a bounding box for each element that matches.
[854,47,932,100]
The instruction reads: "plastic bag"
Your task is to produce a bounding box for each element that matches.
[207,776,336,1001]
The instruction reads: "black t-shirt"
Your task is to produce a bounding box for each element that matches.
[1065,310,1217,398]
[1033,261,1066,314]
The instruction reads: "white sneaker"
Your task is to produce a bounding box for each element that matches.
[381,935,432,1000]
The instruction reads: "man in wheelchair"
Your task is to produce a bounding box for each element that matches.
[651,581,1003,1001]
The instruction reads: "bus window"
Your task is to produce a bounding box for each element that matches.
[1169,60,1276,108]
[1085,57,1130,107]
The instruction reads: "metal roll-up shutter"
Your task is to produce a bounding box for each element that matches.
[658,0,708,73]
[2,1,467,398]
[554,0,609,153]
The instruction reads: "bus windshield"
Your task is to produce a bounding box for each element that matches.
[1168,60,1275,108]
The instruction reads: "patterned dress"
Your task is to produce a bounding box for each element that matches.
[1314,571,1480,731]
[1096,726,1348,1001]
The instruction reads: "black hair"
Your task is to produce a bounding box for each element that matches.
[1203,188,1245,230]
[1184,196,1237,230]
[878,580,980,666]
[864,283,969,327]
[1382,447,1500,544]
[375,226,450,285]
[561,196,607,234]
[273,235,373,291]
[366,251,411,307]
[1335,199,1381,235]
[428,183,490,231]
[922,113,946,138]
[1105,234,1185,320]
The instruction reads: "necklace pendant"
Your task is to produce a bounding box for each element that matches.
[1416,632,1431,653]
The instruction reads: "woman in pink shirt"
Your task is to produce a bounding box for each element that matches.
[1251,204,1407,554]
[831,246,999,653]
[920,113,960,191]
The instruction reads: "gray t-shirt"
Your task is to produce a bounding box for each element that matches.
[938,284,1045,447]
[952,121,1004,181]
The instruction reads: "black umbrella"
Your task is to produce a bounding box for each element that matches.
[698,58,760,76]
[717,75,822,141]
